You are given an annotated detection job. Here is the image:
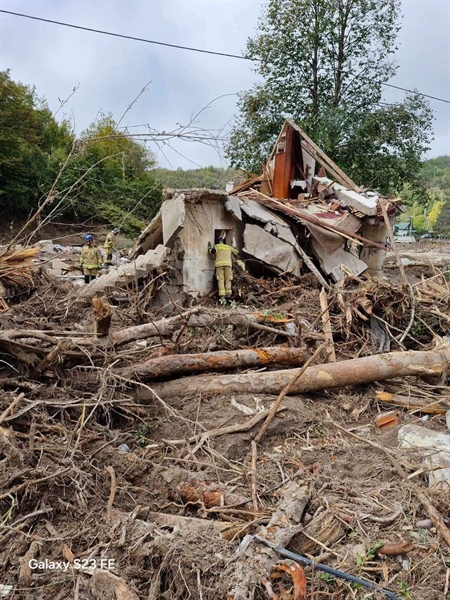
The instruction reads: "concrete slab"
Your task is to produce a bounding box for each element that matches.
[51,259,73,272]
[130,211,163,258]
[311,240,368,281]
[225,195,242,221]
[36,240,54,254]
[78,245,169,298]
[162,193,186,246]
[239,198,297,246]
[399,424,450,489]
[243,224,301,276]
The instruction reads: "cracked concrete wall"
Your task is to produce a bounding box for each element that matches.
[179,199,243,297]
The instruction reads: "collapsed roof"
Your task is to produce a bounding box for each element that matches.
[82,120,400,300]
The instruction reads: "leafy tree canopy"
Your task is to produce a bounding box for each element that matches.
[416,156,450,235]
[55,116,162,235]
[0,69,73,216]
[398,157,450,235]
[0,69,162,236]
[226,0,433,194]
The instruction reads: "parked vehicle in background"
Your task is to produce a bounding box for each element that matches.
[419,232,435,240]
[419,232,448,241]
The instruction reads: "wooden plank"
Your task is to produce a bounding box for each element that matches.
[230,174,261,196]
[268,120,289,163]
[319,288,336,362]
[301,140,361,193]
[272,125,294,199]
[379,200,408,288]
[285,118,361,192]
[296,244,330,290]
[273,151,288,199]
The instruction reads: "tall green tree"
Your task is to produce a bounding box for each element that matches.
[0,69,73,216]
[227,0,433,194]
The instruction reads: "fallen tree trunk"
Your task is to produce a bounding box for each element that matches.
[110,308,204,346]
[117,346,308,380]
[137,348,450,400]
[111,309,296,347]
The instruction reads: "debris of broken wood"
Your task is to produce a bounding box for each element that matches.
[92,296,112,337]
[0,246,40,310]
[375,541,415,557]
[2,231,450,600]
[248,536,400,600]
[376,390,450,415]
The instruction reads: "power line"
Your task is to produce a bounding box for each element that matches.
[0,9,247,60]
[1,8,450,106]
[382,82,450,104]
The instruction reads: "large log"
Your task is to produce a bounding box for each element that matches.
[117,346,308,381]
[110,308,203,346]
[111,308,296,347]
[136,348,450,400]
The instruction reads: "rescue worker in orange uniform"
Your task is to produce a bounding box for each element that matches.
[80,234,103,284]
[208,235,239,301]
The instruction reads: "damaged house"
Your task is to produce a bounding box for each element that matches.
[84,119,399,301]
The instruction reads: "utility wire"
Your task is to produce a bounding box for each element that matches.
[382,82,450,104]
[1,8,450,106]
[0,9,247,60]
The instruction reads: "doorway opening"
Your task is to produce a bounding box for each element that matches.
[214,229,234,244]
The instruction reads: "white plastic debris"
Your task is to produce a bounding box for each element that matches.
[36,240,54,253]
[0,585,13,597]
[398,424,450,489]
[230,397,255,416]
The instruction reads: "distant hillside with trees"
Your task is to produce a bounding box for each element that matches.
[152,166,240,191]
[425,157,450,235]
[420,156,450,190]
[399,156,450,235]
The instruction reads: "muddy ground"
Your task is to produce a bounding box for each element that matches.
[0,238,449,600]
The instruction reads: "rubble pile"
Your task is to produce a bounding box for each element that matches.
[1,121,450,599]
[0,255,449,599]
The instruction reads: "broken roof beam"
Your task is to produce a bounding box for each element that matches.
[230,174,262,196]
[286,119,362,193]
[246,190,386,250]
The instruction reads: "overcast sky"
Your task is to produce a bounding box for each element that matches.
[1,0,449,169]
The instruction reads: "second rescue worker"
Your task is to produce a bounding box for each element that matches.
[104,227,120,265]
[208,235,239,301]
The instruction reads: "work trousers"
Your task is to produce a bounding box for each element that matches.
[83,267,98,284]
[105,252,113,264]
[215,265,232,297]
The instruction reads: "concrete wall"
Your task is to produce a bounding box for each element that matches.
[359,220,389,277]
[179,199,242,296]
